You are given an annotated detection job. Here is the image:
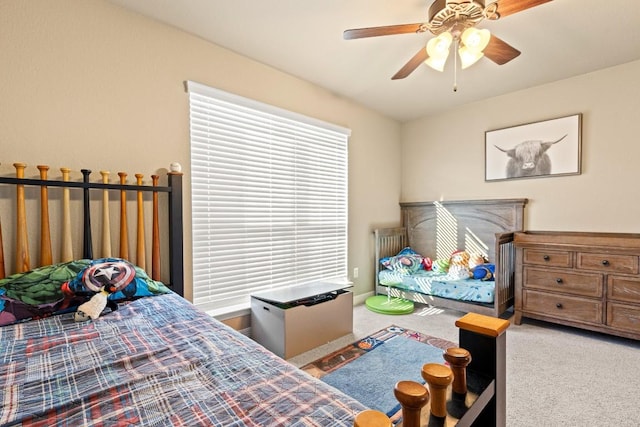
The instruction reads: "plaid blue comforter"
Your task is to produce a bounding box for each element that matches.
[0,293,366,426]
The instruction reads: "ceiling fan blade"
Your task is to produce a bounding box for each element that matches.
[392,48,428,80]
[490,0,552,19]
[344,23,425,40]
[484,34,521,65]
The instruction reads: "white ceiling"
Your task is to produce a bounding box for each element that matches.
[107,0,640,122]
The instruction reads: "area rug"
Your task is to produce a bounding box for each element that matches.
[300,325,456,423]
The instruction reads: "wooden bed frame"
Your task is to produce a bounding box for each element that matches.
[0,163,184,297]
[374,198,527,317]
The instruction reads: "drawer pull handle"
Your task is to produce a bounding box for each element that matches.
[556,278,563,284]
[602,260,610,266]
[543,255,550,261]
[556,303,563,309]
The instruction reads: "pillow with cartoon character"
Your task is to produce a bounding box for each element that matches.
[381,247,431,274]
[67,258,170,302]
[0,260,91,327]
[0,258,170,327]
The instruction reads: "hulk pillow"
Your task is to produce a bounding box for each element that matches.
[0,258,171,327]
[0,260,91,326]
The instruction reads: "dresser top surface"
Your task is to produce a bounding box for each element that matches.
[515,231,640,251]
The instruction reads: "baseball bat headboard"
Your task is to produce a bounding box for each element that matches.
[0,163,184,297]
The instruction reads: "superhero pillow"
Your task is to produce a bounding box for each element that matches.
[380,247,430,274]
[66,258,171,302]
[0,258,170,327]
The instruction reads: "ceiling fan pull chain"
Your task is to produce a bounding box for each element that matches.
[453,39,458,92]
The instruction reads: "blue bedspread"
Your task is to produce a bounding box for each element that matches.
[0,293,366,426]
[379,270,495,303]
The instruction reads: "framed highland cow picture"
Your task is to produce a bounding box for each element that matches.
[485,113,582,181]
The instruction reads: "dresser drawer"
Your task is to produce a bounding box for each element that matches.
[607,275,640,303]
[576,253,638,274]
[523,249,572,267]
[607,302,640,333]
[523,267,603,297]
[523,290,602,324]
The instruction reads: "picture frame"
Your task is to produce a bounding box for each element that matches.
[485,113,582,182]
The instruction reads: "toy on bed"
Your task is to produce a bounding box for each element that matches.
[0,260,88,326]
[0,257,171,326]
[377,245,498,308]
[71,258,171,321]
[383,247,494,279]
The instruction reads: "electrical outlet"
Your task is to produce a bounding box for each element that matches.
[353,267,359,278]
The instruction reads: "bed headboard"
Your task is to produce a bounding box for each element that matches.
[0,163,184,296]
[400,198,528,262]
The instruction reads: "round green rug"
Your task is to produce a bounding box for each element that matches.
[365,295,414,315]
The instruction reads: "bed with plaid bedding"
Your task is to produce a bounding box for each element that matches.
[0,292,366,426]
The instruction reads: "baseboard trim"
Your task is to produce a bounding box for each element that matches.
[353,291,373,306]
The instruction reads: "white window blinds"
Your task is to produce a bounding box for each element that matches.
[187,81,350,314]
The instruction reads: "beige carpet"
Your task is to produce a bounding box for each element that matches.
[288,302,640,427]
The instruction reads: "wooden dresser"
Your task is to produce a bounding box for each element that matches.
[514,231,640,340]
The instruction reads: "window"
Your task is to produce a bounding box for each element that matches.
[187,81,350,315]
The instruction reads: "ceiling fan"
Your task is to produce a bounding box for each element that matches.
[344,0,552,81]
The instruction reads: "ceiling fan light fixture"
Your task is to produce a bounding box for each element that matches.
[459,46,485,69]
[460,27,490,52]
[425,55,448,72]
[425,31,453,71]
[458,27,490,69]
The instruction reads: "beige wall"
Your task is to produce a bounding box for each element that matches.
[402,60,640,233]
[4,0,637,309]
[0,0,402,300]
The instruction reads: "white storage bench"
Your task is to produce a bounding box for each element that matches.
[250,282,353,359]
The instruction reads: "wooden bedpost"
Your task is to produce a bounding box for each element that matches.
[443,347,472,396]
[394,380,429,427]
[455,312,510,427]
[421,364,453,418]
[353,410,392,427]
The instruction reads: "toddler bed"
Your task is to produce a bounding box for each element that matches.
[0,162,367,426]
[375,199,527,317]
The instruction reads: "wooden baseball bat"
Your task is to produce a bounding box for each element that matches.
[118,172,129,260]
[151,174,160,280]
[81,169,93,259]
[14,163,30,273]
[100,171,112,258]
[135,173,146,270]
[37,165,53,266]
[60,167,73,262]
